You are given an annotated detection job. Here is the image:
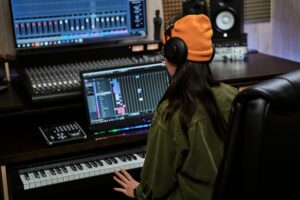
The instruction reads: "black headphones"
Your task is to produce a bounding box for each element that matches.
[163,15,215,65]
[164,22,188,65]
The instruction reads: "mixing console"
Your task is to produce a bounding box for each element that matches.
[22,52,164,103]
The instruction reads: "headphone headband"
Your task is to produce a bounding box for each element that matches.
[163,14,215,64]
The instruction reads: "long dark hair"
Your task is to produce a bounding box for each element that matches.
[159,61,227,141]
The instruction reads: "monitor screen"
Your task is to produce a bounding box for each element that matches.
[9,0,147,50]
[81,63,169,134]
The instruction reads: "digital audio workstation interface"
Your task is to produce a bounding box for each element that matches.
[9,0,147,49]
[81,63,169,134]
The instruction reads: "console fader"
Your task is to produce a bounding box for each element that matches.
[22,46,164,104]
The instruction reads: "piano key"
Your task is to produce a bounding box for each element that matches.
[54,168,64,183]
[128,154,137,160]
[47,168,59,184]
[110,157,118,164]
[70,165,77,171]
[90,161,98,168]
[137,153,146,158]
[36,171,48,186]
[123,155,132,161]
[61,166,68,173]
[24,173,30,180]
[40,170,47,177]
[19,150,145,190]
[64,166,75,181]
[84,162,92,168]
[104,159,112,165]
[76,164,83,170]
[27,173,37,189]
[20,174,30,190]
[100,160,115,174]
[118,156,126,162]
[80,164,92,178]
[44,170,54,185]
[55,167,62,175]
[33,171,40,179]
[50,168,56,176]
[95,160,103,166]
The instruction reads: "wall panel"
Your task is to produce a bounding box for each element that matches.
[0,0,15,58]
[272,0,300,62]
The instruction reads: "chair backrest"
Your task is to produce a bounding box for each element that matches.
[212,69,300,200]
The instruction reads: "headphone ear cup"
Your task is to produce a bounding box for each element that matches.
[164,37,188,65]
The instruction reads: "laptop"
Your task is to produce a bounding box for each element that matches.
[80,62,169,138]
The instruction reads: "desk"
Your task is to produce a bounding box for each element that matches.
[211,53,300,86]
[0,52,300,200]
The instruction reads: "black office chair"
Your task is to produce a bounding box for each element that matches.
[212,69,300,200]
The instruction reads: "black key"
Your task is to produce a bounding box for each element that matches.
[61,166,68,173]
[90,161,98,168]
[76,164,83,170]
[55,167,62,174]
[33,171,40,179]
[70,165,77,171]
[123,155,132,161]
[40,170,47,177]
[128,154,137,160]
[33,172,40,178]
[24,173,30,180]
[50,168,56,175]
[110,157,118,164]
[118,156,126,162]
[95,160,103,166]
[85,162,92,168]
[137,153,144,158]
[104,159,112,165]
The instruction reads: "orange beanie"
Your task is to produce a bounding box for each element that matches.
[163,14,213,62]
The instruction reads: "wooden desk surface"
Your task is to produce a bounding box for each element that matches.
[211,53,300,85]
[0,52,300,165]
[1,53,299,113]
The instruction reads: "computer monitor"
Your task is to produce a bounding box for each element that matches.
[80,63,169,136]
[9,0,147,50]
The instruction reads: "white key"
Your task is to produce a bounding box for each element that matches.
[20,174,30,190]
[65,166,75,181]
[80,164,92,178]
[37,171,48,187]
[48,169,59,184]
[32,172,43,188]
[55,168,64,183]
[27,173,36,189]
[19,150,146,190]
[44,170,54,186]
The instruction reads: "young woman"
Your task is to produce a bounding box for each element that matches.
[113,14,238,200]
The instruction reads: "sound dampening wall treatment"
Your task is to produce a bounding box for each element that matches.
[162,0,182,27]
[162,0,270,37]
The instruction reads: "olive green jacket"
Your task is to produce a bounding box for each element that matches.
[135,83,238,200]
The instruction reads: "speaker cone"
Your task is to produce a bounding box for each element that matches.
[215,10,235,31]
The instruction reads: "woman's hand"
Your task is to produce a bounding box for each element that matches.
[113,169,140,198]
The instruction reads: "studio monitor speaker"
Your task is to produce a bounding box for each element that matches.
[210,0,244,39]
[182,0,208,15]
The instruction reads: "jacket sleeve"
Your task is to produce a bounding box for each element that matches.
[135,120,187,200]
